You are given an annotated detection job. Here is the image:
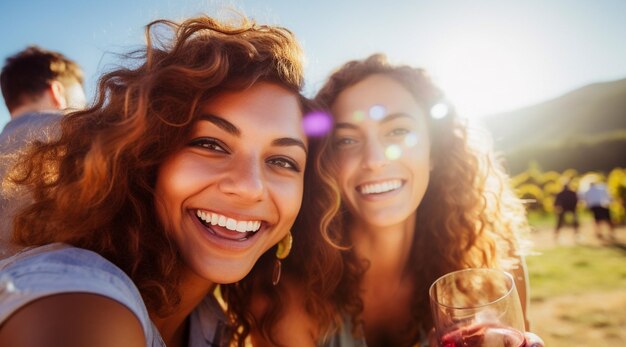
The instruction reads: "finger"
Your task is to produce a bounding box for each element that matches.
[524,332,545,347]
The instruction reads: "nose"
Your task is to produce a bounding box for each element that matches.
[361,138,388,171]
[219,156,265,202]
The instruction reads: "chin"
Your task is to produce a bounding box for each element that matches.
[214,275,247,285]
[368,213,413,228]
[190,259,256,284]
[206,270,250,285]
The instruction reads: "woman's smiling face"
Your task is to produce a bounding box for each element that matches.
[155,82,307,284]
[331,74,431,228]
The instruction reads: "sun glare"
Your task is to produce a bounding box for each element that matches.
[429,29,544,119]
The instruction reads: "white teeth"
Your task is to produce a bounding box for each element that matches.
[226,218,236,230]
[236,221,247,232]
[196,210,262,233]
[358,179,402,195]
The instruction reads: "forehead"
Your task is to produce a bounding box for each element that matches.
[332,74,424,123]
[199,82,305,136]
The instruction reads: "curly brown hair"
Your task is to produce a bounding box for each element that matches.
[306,54,529,343]
[8,14,336,345]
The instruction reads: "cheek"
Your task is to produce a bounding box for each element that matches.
[153,161,181,228]
[334,154,358,185]
[404,142,431,169]
[156,154,219,199]
[406,148,431,193]
[272,179,304,224]
[154,156,206,224]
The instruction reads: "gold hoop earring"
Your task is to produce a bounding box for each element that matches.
[272,231,293,285]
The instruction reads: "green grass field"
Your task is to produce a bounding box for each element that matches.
[527,245,626,301]
[525,233,626,346]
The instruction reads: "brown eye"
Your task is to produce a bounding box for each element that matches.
[333,137,357,148]
[388,128,410,136]
[267,157,300,172]
[189,137,229,153]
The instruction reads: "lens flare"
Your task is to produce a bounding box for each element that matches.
[385,145,402,160]
[430,103,449,119]
[351,110,364,122]
[303,111,332,137]
[404,133,419,147]
[369,104,386,120]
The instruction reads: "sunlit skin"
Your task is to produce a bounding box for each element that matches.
[8,80,86,118]
[331,74,431,230]
[251,74,543,347]
[247,66,544,346]
[330,74,432,345]
[153,82,307,344]
[64,81,87,110]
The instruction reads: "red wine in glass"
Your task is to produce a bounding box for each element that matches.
[430,269,527,347]
[440,323,526,347]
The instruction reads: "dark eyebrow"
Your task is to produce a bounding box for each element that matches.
[334,112,415,130]
[381,112,415,123]
[199,113,306,154]
[198,113,240,136]
[334,122,359,130]
[272,137,308,155]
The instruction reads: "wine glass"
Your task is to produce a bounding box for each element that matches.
[429,268,526,347]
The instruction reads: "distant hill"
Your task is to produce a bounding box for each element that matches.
[482,78,626,174]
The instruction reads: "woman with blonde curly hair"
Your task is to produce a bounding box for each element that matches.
[0,15,341,347]
[252,54,543,346]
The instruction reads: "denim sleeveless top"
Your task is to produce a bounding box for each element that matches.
[318,316,367,347]
[0,243,229,347]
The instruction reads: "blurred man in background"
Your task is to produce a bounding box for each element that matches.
[582,181,615,242]
[554,181,579,243]
[0,46,86,257]
[1,45,85,127]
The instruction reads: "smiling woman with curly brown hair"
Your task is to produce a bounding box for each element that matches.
[0,15,342,347]
[251,54,543,347]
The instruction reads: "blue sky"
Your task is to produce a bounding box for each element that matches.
[2,0,626,127]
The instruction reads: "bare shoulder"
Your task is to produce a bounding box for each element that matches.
[250,278,319,347]
[0,292,146,347]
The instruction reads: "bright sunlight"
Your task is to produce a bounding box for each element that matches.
[429,27,548,119]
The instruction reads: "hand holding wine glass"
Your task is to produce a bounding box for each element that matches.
[429,268,543,347]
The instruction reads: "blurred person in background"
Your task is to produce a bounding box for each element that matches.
[0,45,86,121]
[582,181,615,241]
[553,180,579,243]
[0,46,86,257]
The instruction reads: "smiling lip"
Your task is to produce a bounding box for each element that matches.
[356,179,405,196]
[189,209,267,250]
[196,209,262,233]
